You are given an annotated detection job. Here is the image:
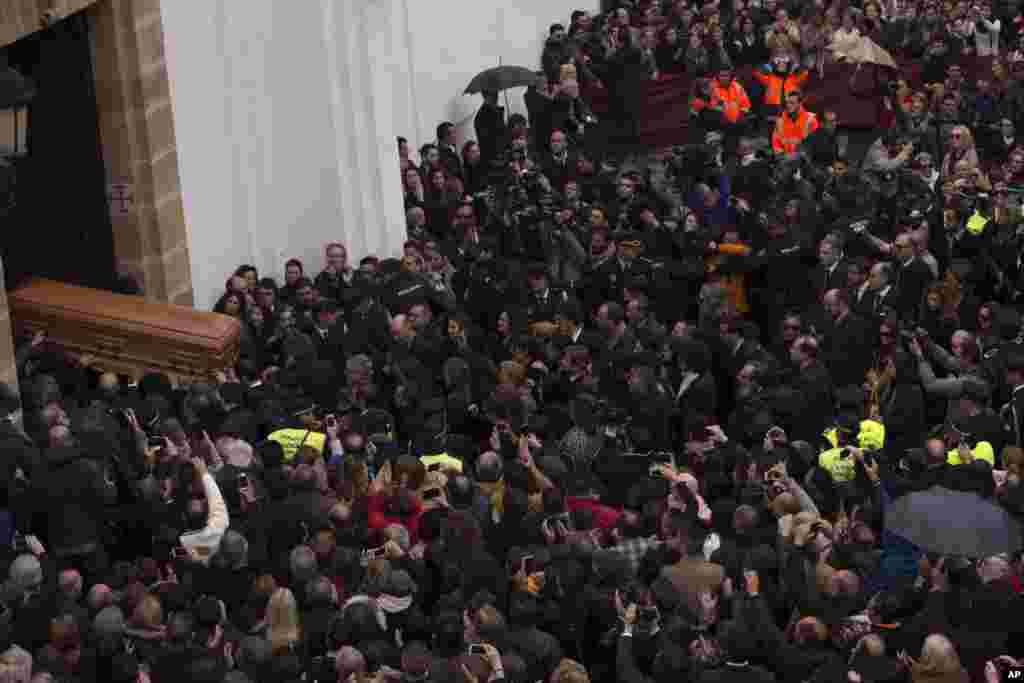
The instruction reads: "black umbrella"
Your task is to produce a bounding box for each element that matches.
[464,65,539,94]
[886,485,1022,558]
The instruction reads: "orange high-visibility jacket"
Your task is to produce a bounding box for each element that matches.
[772,108,819,155]
[709,80,752,123]
[753,68,809,106]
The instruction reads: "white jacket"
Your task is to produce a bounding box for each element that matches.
[179,473,229,565]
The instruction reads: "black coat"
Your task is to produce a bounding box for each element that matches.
[822,313,873,389]
[893,257,934,322]
[474,103,506,166]
[31,446,116,554]
[792,361,834,442]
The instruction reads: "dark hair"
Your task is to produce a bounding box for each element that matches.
[397,136,408,147]
[602,301,626,324]
[461,140,480,160]
[437,122,455,141]
[213,291,247,316]
[285,258,304,273]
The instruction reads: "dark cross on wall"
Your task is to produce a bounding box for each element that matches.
[108,180,133,217]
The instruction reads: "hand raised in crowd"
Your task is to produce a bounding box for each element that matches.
[383,539,405,560]
[190,456,208,478]
[124,408,144,435]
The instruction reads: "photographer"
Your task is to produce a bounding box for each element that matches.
[908,331,993,424]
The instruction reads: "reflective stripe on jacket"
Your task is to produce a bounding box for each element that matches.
[754,68,809,106]
[772,108,819,154]
[709,81,752,123]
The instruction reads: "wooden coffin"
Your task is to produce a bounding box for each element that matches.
[8,279,240,384]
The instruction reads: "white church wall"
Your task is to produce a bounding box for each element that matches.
[162,0,595,310]
[398,0,600,149]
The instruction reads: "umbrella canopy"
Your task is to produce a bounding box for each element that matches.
[464,65,539,95]
[830,35,898,68]
[886,486,1022,558]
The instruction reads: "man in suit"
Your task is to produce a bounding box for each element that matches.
[540,129,578,194]
[821,288,872,389]
[867,261,901,318]
[811,233,849,305]
[436,122,463,179]
[474,90,506,169]
[892,234,933,323]
[847,257,875,318]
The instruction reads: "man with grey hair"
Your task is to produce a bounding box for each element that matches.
[6,553,42,600]
[290,545,318,586]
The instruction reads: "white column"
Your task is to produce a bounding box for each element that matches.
[320,0,406,264]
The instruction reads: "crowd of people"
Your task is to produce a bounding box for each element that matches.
[5,1,1024,683]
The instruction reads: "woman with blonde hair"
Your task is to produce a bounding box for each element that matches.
[942,125,980,178]
[266,587,302,656]
[903,634,969,683]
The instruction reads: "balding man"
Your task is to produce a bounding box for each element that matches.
[87,584,114,614]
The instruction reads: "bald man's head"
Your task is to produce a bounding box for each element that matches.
[87,584,113,612]
[98,373,119,393]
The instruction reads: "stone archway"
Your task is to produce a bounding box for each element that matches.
[0,0,190,388]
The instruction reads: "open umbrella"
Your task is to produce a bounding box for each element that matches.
[464,65,539,94]
[886,485,1022,558]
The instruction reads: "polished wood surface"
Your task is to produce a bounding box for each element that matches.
[0,0,100,49]
[9,278,240,384]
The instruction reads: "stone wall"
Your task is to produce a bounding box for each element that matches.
[0,0,189,394]
[91,0,192,306]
